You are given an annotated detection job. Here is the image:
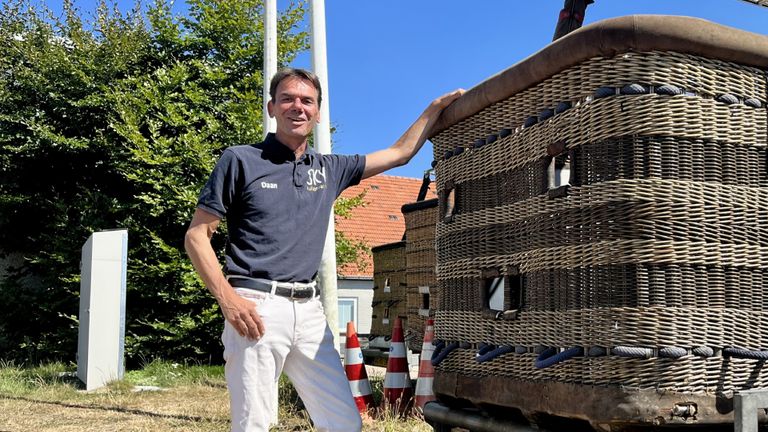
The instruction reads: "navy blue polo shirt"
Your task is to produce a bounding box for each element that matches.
[197,133,366,282]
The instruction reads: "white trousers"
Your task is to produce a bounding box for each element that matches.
[222,288,362,432]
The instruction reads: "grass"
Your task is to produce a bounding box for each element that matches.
[0,360,432,432]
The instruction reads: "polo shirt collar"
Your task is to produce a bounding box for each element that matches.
[263,133,316,164]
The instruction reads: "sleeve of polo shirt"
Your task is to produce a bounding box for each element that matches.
[196,148,242,219]
[325,154,366,197]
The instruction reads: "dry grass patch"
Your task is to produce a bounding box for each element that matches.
[0,361,230,431]
[0,361,432,431]
[0,388,229,431]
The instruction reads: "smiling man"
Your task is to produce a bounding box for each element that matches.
[185,68,462,432]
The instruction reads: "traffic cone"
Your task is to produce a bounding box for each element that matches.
[344,321,374,414]
[383,317,412,414]
[414,318,436,410]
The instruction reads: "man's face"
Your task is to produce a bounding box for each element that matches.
[267,76,320,142]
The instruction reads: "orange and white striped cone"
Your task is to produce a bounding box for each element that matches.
[344,321,374,414]
[383,317,412,414]
[414,318,436,410]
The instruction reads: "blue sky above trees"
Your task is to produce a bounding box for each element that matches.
[56,1,767,178]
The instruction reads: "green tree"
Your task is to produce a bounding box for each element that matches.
[0,0,370,365]
[335,191,369,273]
[0,0,152,362]
[106,0,307,362]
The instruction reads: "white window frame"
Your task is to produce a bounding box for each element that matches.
[338,297,358,331]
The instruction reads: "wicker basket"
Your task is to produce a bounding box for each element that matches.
[402,199,439,352]
[370,241,408,339]
[428,15,768,429]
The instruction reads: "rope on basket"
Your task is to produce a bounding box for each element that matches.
[476,343,495,357]
[693,346,715,357]
[431,342,459,366]
[430,340,445,359]
[587,346,607,357]
[612,346,653,358]
[535,346,584,369]
[429,341,723,369]
[659,347,688,358]
[476,345,516,363]
[723,347,768,360]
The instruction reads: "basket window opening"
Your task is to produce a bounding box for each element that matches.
[549,153,572,189]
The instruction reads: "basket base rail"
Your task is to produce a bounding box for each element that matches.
[433,370,768,430]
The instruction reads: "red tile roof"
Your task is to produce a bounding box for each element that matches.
[335,174,437,278]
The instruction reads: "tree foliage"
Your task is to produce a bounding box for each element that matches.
[335,192,369,273]
[0,0,369,365]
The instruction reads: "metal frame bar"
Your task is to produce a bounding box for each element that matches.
[734,389,768,432]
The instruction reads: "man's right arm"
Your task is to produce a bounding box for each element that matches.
[184,208,265,340]
[362,89,463,179]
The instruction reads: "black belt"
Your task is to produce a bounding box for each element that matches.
[228,276,320,299]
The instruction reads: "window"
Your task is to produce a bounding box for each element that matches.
[548,152,572,189]
[441,180,457,222]
[384,277,391,293]
[491,277,509,311]
[338,298,358,330]
[444,188,456,220]
[419,285,430,316]
[481,267,523,320]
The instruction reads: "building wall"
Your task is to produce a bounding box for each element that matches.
[337,278,373,337]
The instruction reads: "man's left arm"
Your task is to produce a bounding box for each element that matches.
[363,89,464,179]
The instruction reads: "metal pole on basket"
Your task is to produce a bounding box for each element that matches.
[740,0,768,7]
[552,0,594,41]
[310,0,342,352]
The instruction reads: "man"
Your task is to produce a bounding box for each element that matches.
[185,68,462,432]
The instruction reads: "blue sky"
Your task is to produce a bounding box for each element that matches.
[307,1,766,178]
[55,1,767,178]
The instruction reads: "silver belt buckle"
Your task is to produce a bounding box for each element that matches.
[290,283,296,299]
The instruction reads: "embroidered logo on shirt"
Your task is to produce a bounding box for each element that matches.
[307,168,326,192]
[261,181,278,189]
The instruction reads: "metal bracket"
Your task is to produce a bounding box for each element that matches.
[734,389,768,432]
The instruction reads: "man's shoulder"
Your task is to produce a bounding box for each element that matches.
[225,142,264,155]
[220,143,266,163]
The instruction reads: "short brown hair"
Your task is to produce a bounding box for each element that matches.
[269,68,323,107]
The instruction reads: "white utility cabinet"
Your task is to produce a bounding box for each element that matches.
[77,229,127,391]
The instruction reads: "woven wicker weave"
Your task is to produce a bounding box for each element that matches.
[370,242,407,339]
[428,15,768,428]
[402,199,439,352]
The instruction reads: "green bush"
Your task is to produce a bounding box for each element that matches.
[0,0,310,365]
